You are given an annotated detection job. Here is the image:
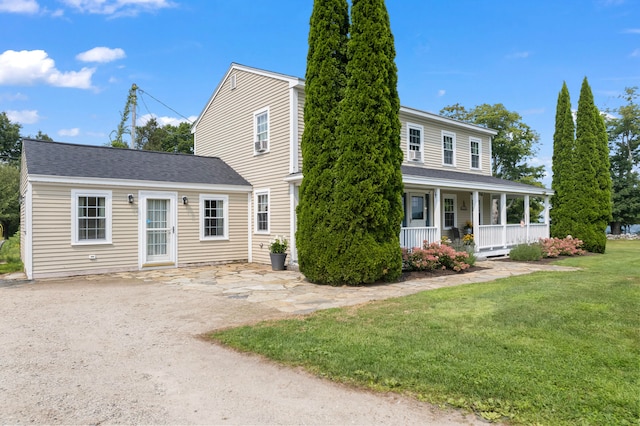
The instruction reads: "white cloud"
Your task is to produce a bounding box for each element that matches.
[138,113,196,127]
[437,89,446,97]
[623,28,640,34]
[0,0,39,13]
[0,50,95,89]
[630,48,640,57]
[76,47,126,63]
[507,51,530,59]
[0,91,28,101]
[6,109,40,124]
[58,128,80,137]
[61,0,174,16]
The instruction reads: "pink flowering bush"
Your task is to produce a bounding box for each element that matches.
[539,236,586,258]
[402,241,473,272]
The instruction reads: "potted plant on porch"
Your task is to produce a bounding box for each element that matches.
[463,220,473,235]
[269,235,288,271]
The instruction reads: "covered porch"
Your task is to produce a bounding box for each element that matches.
[400,166,552,257]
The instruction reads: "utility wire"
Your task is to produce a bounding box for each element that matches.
[137,88,194,123]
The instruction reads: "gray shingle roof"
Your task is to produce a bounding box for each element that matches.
[22,139,251,187]
[401,165,550,193]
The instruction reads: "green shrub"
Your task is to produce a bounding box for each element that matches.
[402,242,473,272]
[508,243,542,261]
[0,231,23,273]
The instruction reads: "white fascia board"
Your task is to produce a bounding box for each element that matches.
[402,175,553,196]
[400,106,498,136]
[28,174,253,193]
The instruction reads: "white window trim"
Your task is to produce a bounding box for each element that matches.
[406,122,424,163]
[254,189,270,234]
[470,137,482,170]
[443,194,457,230]
[253,106,270,155]
[442,130,456,167]
[71,189,112,245]
[199,194,229,241]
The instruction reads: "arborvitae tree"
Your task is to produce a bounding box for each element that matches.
[573,77,609,253]
[550,82,576,238]
[593,93,612,250]
[296,0,349,283]
[328,0,404,284]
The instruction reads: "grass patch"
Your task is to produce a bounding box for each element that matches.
[209,240,640,425]
[0,231,23,274]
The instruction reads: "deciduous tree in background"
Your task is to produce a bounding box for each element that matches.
[296,0,349,283]
[329,0,404,284]
[550,82,576,238]
[0,163,20,238]
[0,112,22,163]
[606,87,640,234]
[135,118,194,154]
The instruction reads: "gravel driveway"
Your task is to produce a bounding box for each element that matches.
[0,273,482,425]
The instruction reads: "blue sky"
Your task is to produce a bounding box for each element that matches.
[1,0,639,185]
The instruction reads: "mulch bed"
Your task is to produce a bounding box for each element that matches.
[399,265,485,282]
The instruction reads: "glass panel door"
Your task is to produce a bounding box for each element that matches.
[146,198,170,263]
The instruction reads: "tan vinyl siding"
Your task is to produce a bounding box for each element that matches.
[19,155,28,263]
[28,182,249,278]
[399,110,492,175]
[297,89,305,171]
[30,183,139,277]
[177,191,248,264]
[195,69,293,264]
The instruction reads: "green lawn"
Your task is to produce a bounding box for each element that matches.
[209,240,640,425]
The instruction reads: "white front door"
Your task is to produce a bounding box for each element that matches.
[409,193,427,227]
[139,191,177,267]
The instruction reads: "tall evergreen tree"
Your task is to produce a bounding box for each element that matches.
[296,0,349,283]
[550,82,575,238]
[573,77,610,253]
[327,0,404,284]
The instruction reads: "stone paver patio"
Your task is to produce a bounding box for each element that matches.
[5,260,578,315]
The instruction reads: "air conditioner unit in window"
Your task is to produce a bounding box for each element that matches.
[409,150,421,161]
[254,140,268,153]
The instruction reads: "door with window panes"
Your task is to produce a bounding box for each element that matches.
[140,192,176,266]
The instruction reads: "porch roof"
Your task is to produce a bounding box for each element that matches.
[401,165,552,196]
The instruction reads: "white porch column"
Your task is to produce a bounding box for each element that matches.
[289,183,298,264]
[501,193,507,248]
[434,188,441,242]
[524,194,530,242]
[544,194,551,237]
[472,190,479,244]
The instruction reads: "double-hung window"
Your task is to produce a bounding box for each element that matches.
[443,195,456,229]
[255,189,269,233]
[470,137,481,169]
[253,107,269,154]
[407,123,423,162]
[200,194,228,240]
[72,189,112,245]
[442,131,456,166]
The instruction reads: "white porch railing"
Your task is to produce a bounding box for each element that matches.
[400,227,438,249]
[477,223,549,250]
[401,224,550,252]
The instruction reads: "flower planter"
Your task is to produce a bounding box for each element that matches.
[269,253,287,271]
